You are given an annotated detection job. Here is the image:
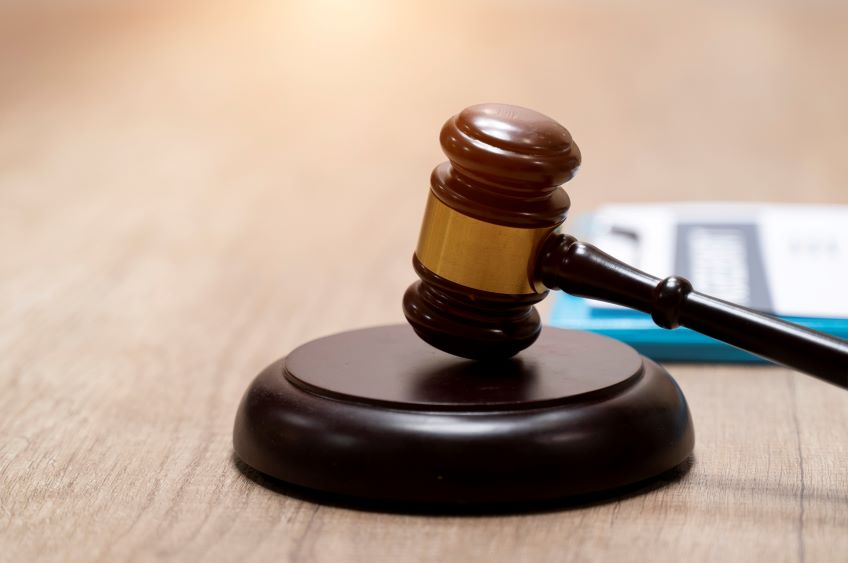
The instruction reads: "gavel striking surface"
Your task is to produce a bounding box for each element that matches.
[233,325,694,505]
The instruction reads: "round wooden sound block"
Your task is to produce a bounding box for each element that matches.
[233,325,694,505]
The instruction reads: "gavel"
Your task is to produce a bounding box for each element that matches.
[403,103,848,389]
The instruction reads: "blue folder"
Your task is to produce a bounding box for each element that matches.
[550,292,848,363]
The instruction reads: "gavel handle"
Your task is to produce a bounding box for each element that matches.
[537,234,848,389]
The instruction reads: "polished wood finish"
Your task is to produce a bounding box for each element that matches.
[404,255,546,359]
[538,234,848,387]
[405,103,577,359]
[435,103,577,227]
[3,2,848,561]
[234,325,693,504]
[407,103,848,378]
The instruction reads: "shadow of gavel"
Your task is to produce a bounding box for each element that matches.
[403,103,848,389]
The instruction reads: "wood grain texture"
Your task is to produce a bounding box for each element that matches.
[1,1,847,561]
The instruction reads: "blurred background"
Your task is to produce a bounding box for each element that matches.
[3,3,848,558]
[2,0,848,343]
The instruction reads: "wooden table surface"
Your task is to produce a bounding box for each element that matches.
[2,1,847,561]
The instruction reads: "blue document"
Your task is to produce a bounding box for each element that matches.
[549,203,848,362]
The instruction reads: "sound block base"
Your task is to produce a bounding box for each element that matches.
[233,325,694,505]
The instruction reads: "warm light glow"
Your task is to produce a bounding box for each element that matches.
[275,0,392,42]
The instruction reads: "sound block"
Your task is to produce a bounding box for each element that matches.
[233,325,694,505]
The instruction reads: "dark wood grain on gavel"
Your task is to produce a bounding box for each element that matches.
[404,103,848,389]
[537,234,848,389]
[403,103,578,359]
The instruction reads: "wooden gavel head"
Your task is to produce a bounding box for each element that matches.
[403,103,581,359]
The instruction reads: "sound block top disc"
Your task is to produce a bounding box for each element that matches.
[234,325,694,505]
[287,325,643,410]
